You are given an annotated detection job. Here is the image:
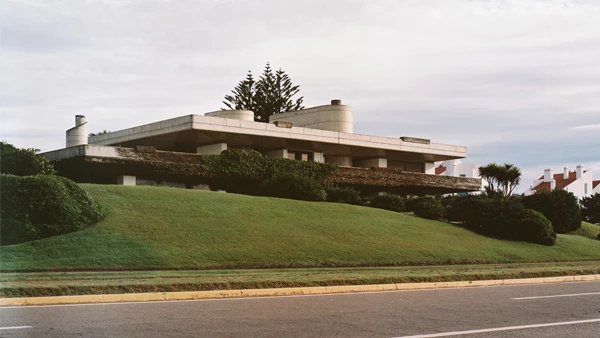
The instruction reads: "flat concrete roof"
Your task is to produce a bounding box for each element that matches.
[87,115,466,162]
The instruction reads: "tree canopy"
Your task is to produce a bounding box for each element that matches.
[222,63,304,123]
[0,141,56,176]
[478,163,522,198]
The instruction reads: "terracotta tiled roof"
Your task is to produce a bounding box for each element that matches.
[593,180,600,189]
[435,164,446,175]
[532,171,579,192]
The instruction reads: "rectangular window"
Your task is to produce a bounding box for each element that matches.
[584,183,588,195]
[460,174,466,178]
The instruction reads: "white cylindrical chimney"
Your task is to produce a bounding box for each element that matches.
[66,115,88,147]
[563,167,569,179]
[576,165,584,179]
[543,168,553,182]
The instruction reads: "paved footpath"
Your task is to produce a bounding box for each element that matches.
[1,280,599,337]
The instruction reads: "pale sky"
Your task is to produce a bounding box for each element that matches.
[1,0,599,192]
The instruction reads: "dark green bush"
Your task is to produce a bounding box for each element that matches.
[412,198,445,220]
[507,209,555,245]
[370,194,405,212]
[446,195,555,245]
[0,174,106,245]
[258,173,327,202]
[580,193,600,224]
[201,149,336,195]
[522,189,582,233]
[324,185,362,205]
[0,142,55,176]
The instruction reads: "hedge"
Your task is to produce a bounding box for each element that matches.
[200,149,336,194]
[446,196,555,245]
[0,174,106,245]
[259,173,327,202]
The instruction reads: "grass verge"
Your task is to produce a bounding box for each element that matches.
[2,262,599,298]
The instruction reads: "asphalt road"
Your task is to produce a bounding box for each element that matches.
[1,280,599,337]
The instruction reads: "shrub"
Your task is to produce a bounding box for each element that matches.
[507,209,555,245]
[446,195,555,245]
[580,193,600,224]
[370,194,405,212]
[522,189,582,233]
[413,198,445,220]
[0,142,55,176]
[324,185,362,205]
[258,173,327,202]
[0,174,106,245]
[201,149,336,195]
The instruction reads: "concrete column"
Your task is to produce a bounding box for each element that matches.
[196,143,227,155]
[326,156,353,167]
[117,175,136,186]
[265,149,289,159]
[312,152,325,163]
[357,158,387,168]
[425,162,435,175]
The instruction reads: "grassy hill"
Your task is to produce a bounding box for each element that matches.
[1,185,599,272]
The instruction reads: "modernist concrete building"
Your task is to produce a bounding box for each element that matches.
[524,166,597,199]
[43,100,481,195]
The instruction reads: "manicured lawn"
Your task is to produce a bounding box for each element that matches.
[1,185,600,272]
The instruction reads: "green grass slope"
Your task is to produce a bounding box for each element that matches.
[1,185,599,272]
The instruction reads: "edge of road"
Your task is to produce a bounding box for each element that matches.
[2,274,599,306]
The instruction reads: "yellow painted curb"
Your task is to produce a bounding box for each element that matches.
[1,274,599,307]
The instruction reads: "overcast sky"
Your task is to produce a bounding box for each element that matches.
[1,0,599,192]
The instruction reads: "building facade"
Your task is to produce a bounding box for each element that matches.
[43,100,481,195]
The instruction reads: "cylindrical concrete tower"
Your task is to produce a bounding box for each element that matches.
[66,115,88,147]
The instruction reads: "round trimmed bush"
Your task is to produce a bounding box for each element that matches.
[412,198,445,220]
[508,209,555,245]
[259,173,327,202]
[522,189,581,233]
[370,194,405,212]
[0,174,106,245]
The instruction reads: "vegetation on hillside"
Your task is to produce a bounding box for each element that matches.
[1,185,599,272]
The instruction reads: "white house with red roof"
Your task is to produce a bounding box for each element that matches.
[525,165,596,199]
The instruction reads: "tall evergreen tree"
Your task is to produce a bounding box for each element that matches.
[222,70,256,111]
[222,63,304,122]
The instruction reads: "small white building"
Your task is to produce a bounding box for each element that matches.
[435,160,485,195]
[525,166,596,200]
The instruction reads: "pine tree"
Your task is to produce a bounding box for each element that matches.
[222,63,304,122]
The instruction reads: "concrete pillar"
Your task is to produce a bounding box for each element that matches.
[117,175,136,186]
[265,149,289,159]
[425,162,435,175]
[312,152,325,163]
[357,158,387,168]
[196,143,227,155]
[326,156,353,167]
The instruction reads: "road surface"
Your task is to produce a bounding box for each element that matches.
[1,280,599,337]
